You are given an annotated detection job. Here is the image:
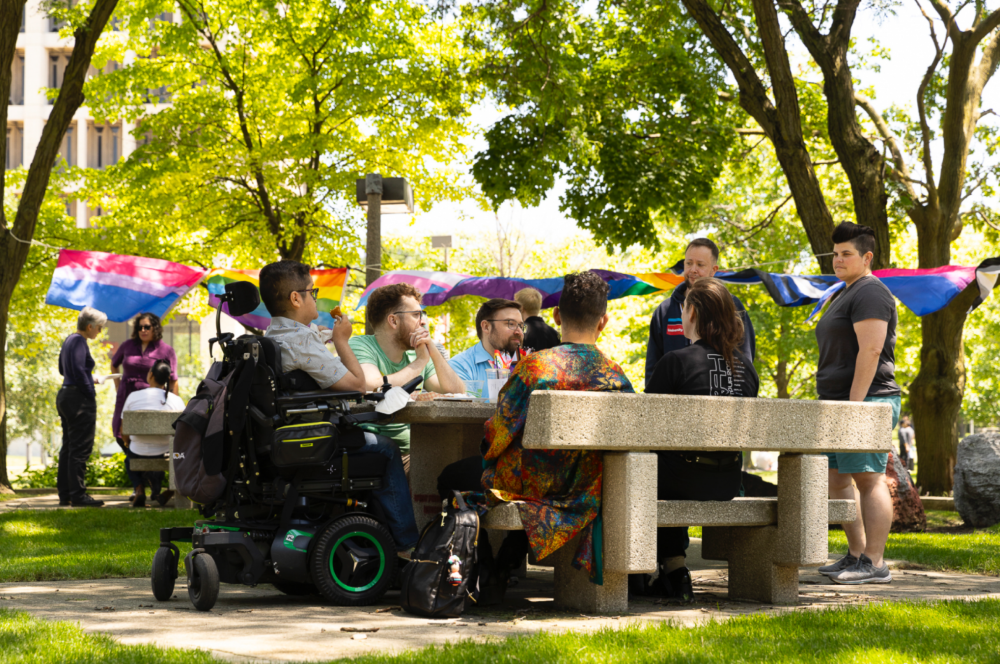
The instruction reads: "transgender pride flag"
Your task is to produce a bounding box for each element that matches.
[45,250,209,322]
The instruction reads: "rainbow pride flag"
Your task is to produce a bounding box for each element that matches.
[45,249,208,322]
[206,267,349,329]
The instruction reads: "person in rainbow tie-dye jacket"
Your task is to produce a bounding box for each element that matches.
[482,270,635,583]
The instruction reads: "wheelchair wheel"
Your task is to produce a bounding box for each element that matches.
[151,547,177,601]
[272,579,316,596]
[188,553,220,611]
[311,515,394,606]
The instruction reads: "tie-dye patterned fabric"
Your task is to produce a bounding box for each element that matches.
[482,343,634,582]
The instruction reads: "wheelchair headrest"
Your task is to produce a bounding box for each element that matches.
[224,281,261,317]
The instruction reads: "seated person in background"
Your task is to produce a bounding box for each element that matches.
[121,360,185,508]
[449,298,524,391]
[349,283,465,465]
[514,287,561,351]
[635,277,760,602]
[482,271,635,584]
[260,261,419,555]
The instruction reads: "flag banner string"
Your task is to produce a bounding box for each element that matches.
[43,249,1000,325]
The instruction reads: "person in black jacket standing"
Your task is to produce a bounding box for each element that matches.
[56,307,108,508]
[514,287,560,351]
[633,278,759,602]
[644,238,755,387]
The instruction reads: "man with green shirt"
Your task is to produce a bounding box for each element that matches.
[349,283,465,460]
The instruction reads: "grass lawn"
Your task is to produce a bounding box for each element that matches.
[829,515,1000,576]
[4,599,1000,663]
[0,508,198,582]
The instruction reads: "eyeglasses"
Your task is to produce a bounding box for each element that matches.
[294,288,320,301]
[487,319,526,332]
[138,325,153,331]
[393,310,428,321]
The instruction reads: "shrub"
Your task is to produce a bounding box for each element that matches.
[13,452,139,489]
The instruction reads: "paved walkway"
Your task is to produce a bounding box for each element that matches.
[1,493,158,511]
[2,541,998,662]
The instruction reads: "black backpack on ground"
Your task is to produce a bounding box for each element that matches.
[400,491,480,618]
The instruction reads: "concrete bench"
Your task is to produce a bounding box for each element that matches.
[491,390,892,612]
[120,410,191,509]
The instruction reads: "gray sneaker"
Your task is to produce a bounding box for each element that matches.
[818,553,857,576]
[832,554,892,585]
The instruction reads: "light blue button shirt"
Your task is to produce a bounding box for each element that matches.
[449,341,494,396]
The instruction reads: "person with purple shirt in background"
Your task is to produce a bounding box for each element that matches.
[111,312,179,506]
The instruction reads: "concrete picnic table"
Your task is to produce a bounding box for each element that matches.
[359,392,891,611]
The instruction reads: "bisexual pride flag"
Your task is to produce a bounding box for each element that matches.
[206,267,349,329]
[46,249,208,322]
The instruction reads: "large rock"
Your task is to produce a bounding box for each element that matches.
[954,432,1000,528]
[887,450,926,532]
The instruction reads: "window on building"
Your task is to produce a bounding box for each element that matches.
[6,124,24,170]
[21,9,25,32]
[89,122,122,168]
[48,52,71,103]
[49,0,74,32]
[58,123,76,167]
[10,52,25,105]
[87,60,120,78]
[64,198,78,218]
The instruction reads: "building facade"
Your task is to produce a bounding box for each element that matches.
[8,0,170,228]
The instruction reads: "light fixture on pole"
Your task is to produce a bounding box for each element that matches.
[356,174,414,334]
[431,235,452,270]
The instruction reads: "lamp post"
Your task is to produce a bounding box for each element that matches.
[356,173,414,333]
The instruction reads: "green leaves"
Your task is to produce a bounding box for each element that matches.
[83,0,482,266]
[465,0,738,252]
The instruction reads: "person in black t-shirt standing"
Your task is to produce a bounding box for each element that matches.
[633,278,759,602]
[815,222,901,586]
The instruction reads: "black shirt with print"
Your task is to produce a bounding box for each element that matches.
[646,339,759,399]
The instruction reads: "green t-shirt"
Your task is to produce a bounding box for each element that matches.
[348,335,437,454]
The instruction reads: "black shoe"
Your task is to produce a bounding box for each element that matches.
[132,493,146,508]
[154,490,175,507]
[71,495,105,507]
[652,567,694,603]
[59,500,71,506]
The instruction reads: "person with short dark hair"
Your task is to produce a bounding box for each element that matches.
[815,221,901,585]
[645,238,755,387]
[112,311,180,505]
[633,278,760,601]
[349,282,465,456]
[514,287,560,351]
[260,260,419,556]
[449,298,524,390]
[259,260,365,393]
[57,307,108,508]
[481,270,635,585]
[121,360,185,508]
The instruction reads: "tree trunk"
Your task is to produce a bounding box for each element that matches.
[681,0,835,274]
[0,0,118,493]
[908,287,977,495]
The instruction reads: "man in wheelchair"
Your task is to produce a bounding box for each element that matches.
[260,260,420,556]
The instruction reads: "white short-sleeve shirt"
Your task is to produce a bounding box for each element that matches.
[123,387,186,456]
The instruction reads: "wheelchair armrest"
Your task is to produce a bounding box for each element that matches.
[276,390,364,408]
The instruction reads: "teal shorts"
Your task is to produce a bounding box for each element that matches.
[826,395,901,474]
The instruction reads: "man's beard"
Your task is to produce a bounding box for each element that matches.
[490,331,521,355]
[396,325,416,350]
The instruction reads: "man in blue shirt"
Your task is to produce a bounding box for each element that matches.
[449,298,525,392]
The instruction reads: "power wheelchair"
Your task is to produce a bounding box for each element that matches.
[151,281,419,611]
